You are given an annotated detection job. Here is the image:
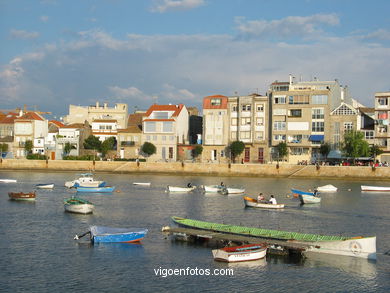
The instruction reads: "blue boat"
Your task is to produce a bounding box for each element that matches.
[76,186,115,193]
[90,226,148,243]
[291,188,316,196]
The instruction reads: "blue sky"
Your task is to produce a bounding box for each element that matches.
[1,0,390,117]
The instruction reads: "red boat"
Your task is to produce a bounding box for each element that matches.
[8,191,36,201]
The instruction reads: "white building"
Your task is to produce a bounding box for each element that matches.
[91,119,118,142]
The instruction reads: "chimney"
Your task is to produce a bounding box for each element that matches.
[104,103,108,109]
[96,101,100,108]
[289,74,293,85]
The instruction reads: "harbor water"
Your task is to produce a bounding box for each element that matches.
[1,170,390,292]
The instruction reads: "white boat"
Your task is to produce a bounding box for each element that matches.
[316,184,337,192]
[65,173,106,188]
[212,244,267,262]
[64,197,94,214]
[0,179,17,183]
[133,182,151,186]
[35,183,54,189]
[243,196,285,209]
[220,187,245,194]
[299,194,321,204]
[361,185,390,192]
[167,185,197,192]
[203,185,223,193]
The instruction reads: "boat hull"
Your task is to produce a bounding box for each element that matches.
[64,203,94,214]
[76,186,115,193]
[90,226,148,243]
[244,197,285,209]
[0,179,17,183]
[316,184,337,192]
[203,185,222,193]
[299,194,321,204]
[220,187,245,194]
[361,185,390,192]
[212,245,267,262]
[8,192,36,201]
[133,182,151,186]
[168,186,196,192]
[36,183,54,189]
[291,188,316,196]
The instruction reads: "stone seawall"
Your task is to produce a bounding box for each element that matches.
[1,159,389,180]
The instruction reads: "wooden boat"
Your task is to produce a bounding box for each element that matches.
[243,196,285,209]
[74,226,148,243]
[35,183,54,189]
[299,194,321,204]
[133,182,151,186]
[167,185,196,192]
[361,185,390,192]
[316,184,337,192]
[64,197,94,214]
[212,244,267,262]
[76,186,115,193]
[0,179,17,183]
[8,191,36,201]
[203,185,223,193]
[65,173,106,188]
[172,216,376,260]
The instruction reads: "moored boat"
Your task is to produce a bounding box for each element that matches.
[203,185,223,193]
[133,182,151,186]
[8,191,36,201]
[76,186,115,193]
[35,183,54,189]
[361,185,390,192]
[74,226,148,243]
[315,184,337,192]
[299,194,321,204]
[220,187,245,195]
[167,185,196,192]
[243,196,285,209]
[65,173,106,188]
[64,197,94,214]
[0,179,17,183]
[291,188,316,196]
[171,216,376,259]
[212,244,267,262]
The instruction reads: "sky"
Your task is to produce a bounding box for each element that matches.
[1,0,390,118]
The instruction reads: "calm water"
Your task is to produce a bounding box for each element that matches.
[1,170,390,292]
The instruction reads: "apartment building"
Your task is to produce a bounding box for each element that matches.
[91,119,118,142]
[374,92,390,162]
[142,104,189,161]
[117,126,142,159]
[268,76,351,164]
[64,102,128,129]
[55,122,92,159]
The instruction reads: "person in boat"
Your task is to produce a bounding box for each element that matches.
[220,182,225,187]
[313,189,319,196]
[187,182,192,188]
[268,195,277,205]
[257,193,265,203]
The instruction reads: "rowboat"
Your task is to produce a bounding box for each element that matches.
[315,184,337,192]
[0,179,17,183]
[243,196,285,209]
[35,183,54,189]
[220,187,245,195]
[361,185,390,192]
[74,226,148,243]
[64,197,94,214]
[65,173,106,188]
[133,182,151,186]
[203,185,223,193]
[172,216,376,259]
[76,186,115,193]
[299,194,321,204]
[167,185,196,192]
[8,191,36,201]
[212,244,267,262]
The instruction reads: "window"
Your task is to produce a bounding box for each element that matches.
[153,112,169,119]
[378,98,388,106]
[231,105,238,112]
[332,104,356,115]
[256,118,263,126]
[274,96,286,104]
[256,105,264,111]
[99,125,105,130]
[145,122,156,132]
[344,122,353,131]
[290,147,309,155]
[153,135,157,141]
[231,118,237,126]
[241,117,251,125]
[169,136,175,141]
[312,108,324,119]
[169,147,173,159]
[231,132,237,140]
[289,109,302,117]
[290,135,302,143]
[242,104,251,111]
[146,135,151,141]
[255,132,264,140]
[273,121,286,131]
[240,131,250,139]
[312,121,324,132]
[162,121,173,132]
[312,95,328,104]
[288,95,309,104]
[162,136,166,141]
[378,111,388,120]
[274,134,286,141]
[365,131,374,139]
[211,98,221,106]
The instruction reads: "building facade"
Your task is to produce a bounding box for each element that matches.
[374,92,390,162]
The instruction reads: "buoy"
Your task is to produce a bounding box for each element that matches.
[116,190,121,193]
[286,195,290,198]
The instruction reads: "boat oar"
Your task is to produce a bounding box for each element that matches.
[74,230,91,240]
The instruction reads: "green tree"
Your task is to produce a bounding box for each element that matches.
[64,142,76,156]
[229,141,245,163]
[191,145,203,160]
[341,130,370,163]
[24,140,33,155]
[0,143,9,154]
[319,142,331,161]
[370,145,383,159]
[276,142,288,161]
[141,142,156,157]
[101,137,117,157]
[83,135,102,151]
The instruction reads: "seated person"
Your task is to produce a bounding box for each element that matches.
[187,183,192,188]
[268,195,277,205]
[257,193,265,203]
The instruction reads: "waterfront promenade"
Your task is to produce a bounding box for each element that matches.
[1,159,390,180]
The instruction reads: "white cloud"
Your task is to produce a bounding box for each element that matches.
[160,84,196,102]
[358,29,390,41]
[10,29,40,40]
[40,15,49,22]
[108,86,150,100]
[151,0,205,13]
[235,13,339,40]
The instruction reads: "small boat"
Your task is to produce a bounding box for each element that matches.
[243,196,285,209]
[212,244,267,262]
[8,191,36,201]
[361,185,390,192]
[74,226,148,243]
[0,179,17,183]
[299,194,321,204]
[291,188,316,196]
[167,185,196,192]
[64,197,94,214]
[316,184,337,192]
[203,185,223,193]
[220,187,246,195]
[76,186,115,193]
[65,173,106,188]
[133,182,151,186]
[35,183,54,189]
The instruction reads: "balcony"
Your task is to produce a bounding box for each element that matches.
[121,141,135,146]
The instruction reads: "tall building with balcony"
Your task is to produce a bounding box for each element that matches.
[374,92,390,161]
[268,76,351,164]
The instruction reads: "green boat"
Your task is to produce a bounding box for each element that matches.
[171,216,376,259]
[64,197,94,214]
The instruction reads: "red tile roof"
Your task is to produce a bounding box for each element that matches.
[49,120,65,127]
[60,123,86,129]
[19,112,45,121]
[118,125,142,133]
[92,119,117,123]
[0,113,18,124]
[145,104,184,118]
